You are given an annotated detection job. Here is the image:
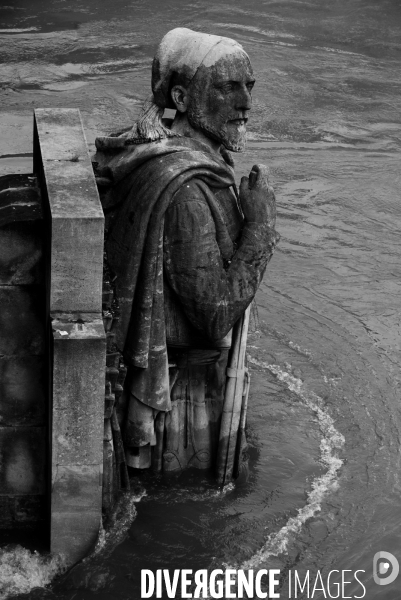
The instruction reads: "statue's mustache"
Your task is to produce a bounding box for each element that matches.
[226,115,249,126]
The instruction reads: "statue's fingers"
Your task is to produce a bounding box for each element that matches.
[267,185,276,203]
[249,168,258,188]
[250,164,269,188]
[240,175,249,194]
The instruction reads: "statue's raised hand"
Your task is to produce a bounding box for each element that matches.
[239,164,276,228]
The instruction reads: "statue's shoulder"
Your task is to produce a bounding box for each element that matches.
[169,178,207,207]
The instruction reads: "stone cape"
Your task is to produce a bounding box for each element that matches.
[93,135,237,417]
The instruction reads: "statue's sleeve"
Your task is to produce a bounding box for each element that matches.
[163,179,277,342]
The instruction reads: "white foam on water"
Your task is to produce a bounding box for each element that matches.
[240,357,345,569]
[146,481,235,504]
[236,359,344,569]
[288,341,312,357]
[175,482,235,502]
[0,27,39,33]
[89,490,146,560]
[214,23,299,39]
[0,546,66,599]
[0,491,145,599]
[313,45,366,57]
[202,359,345,600]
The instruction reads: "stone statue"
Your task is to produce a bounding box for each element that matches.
[94,28,279,476]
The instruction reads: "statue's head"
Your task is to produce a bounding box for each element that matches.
[152,28,254,152]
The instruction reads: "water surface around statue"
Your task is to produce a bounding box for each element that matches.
[0,0,401,598]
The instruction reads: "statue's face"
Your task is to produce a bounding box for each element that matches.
[187,50,255,152]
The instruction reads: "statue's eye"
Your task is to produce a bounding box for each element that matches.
[246,82,255,92]
[220,83,234,93]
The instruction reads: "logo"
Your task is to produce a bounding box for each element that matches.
[373,552,399,586]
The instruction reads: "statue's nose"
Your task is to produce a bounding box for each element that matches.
[235,84,252,111]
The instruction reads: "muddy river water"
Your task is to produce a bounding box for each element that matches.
[1,0,401,598]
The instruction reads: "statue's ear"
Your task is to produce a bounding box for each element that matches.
[170,85,189,113]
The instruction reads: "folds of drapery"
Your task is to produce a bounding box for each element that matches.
[94,137,236,413]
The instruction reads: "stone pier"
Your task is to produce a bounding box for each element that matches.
[34,108,106,565]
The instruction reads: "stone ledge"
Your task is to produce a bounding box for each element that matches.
[34,108,104,314]
[51,313,106,340]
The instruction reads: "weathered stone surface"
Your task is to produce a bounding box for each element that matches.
[0,285,45,356]
[0,221,44,285]
[51,465,102,512]
[50,211,103,313]
[0,355,46,426]
[0,175,43,284]
[0,494,46,528]
[15,494,46,523]
[34,108,104,314]
[34,108,106,565]
[0,426,46,495]
[52,315,106,467]
[0,179,42,227]
[0,496,14,527]
[51,465,102,564]
[51,511,101,566]
[34,109,93,163]
[0,174,37,194]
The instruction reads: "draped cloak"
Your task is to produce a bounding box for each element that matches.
[94,136,237,414]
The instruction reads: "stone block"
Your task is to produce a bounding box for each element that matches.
[0,495,46,528]
[0,355,46,426]
[15,495,46,523]
[0,285,45,356]
[0,174,43,285]
[52,315,106,466]
[50,207,104,313]
[0,177,42,225]
[0,496,14,527]
[0,427,46,495]
[34,108,104,314]
[0,173,41,215]
[0,174,38,194]
[0,221,44,285]
[51,464,102,564]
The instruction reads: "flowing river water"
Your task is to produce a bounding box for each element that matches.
[1,1,401,598]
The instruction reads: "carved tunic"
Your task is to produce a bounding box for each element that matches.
[163,180,273,348]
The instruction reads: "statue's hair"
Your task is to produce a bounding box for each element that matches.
[124,95,177,145]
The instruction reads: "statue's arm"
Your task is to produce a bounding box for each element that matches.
[163,181,277,342]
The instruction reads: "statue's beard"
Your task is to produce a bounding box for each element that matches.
[187,109,247,152]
